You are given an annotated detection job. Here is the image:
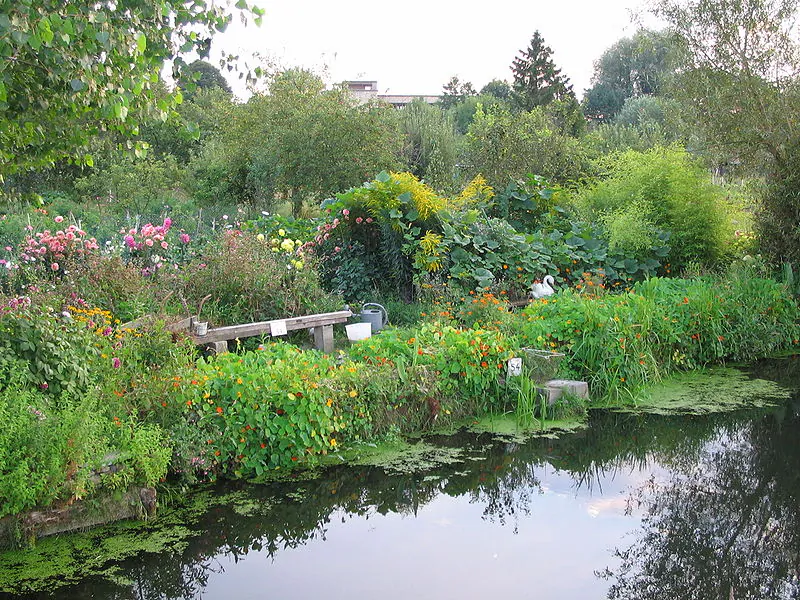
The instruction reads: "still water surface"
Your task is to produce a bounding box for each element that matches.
[3,362,799,600]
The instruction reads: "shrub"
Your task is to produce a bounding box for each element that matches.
[0,379,172,518]
[180,230,341,326]
[174,345,375,476]
[757,138,800,264]
[0,298,97,397]
[577,146,732,270]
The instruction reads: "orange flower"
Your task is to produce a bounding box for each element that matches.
[216,406,223,414]
[480,361,488,368]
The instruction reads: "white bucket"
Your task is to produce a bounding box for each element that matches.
[345,322,372,342]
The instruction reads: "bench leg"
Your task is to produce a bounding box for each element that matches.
[208,341,228,354]
[313,325,334,353]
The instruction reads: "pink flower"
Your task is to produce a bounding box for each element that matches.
[334,246,341,252]
[179,233,190,244]
[145,238,154,247]
[342,209,350,216]
[366,217,373,223]
[356,217,363,224]
[124,235,135,248]
[50,262,59,271]
[112,357,121,369]
[161,241,168,249]
[54,215,64,223]
[333,218,340,226]
[163,217,172,228]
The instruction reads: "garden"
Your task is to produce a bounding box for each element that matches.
[1,159,798,534]
[2,1,800,574]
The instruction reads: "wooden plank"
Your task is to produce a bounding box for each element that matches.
[191,310,352,344]
[165,316,194,332]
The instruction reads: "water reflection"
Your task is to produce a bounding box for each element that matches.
[4,362,799,600]
[603,399,800,599]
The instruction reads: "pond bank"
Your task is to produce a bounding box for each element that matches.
[2,357,796,556]
[2,376,798,598]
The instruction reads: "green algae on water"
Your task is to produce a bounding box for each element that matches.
[0,488,227,595]
[625,367,792,415]
[349,440,466,475]
[465,414,588,441]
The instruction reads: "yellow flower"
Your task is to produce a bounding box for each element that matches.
[348,390,358,398]
[330,438,337,447]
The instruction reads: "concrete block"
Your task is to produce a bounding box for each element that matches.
[544,379,589,404]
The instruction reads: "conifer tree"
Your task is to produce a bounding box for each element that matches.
[511,31,574,111]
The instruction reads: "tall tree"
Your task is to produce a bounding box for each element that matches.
[480,79,512,100]
[510,31,575,112]
[0,0,262,182]
[583,29,678,123]
[651,0,800,163]
[177,59,233,99]
[190,69,404,214]
[651,0,800,262]
[439,76,477,110]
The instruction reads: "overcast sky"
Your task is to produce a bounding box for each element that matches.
[212,0,660,100]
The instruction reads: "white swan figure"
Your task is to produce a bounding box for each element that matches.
[529,275,556,299]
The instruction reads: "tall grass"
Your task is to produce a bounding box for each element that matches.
[518,274,800,400]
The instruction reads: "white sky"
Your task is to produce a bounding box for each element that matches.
[212,0,659,100]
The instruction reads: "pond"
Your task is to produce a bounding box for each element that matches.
[2,360,799,600]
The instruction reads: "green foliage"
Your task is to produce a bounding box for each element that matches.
[179,230,341,325]
[519,274,800,399]
[74,155,182,217]
[440,203,669,296]
[0,377,173,518]
[400,100,458,193]
[480,79,512,100]
[190,69,404,213]
[175,345,372,475]
[439,76,477,110]
[652,0,800,171]
[583,29,678,122]
[0,300,96,396]
[757,136,800,264]
[464,104,596,188]
[0,0,261,178]
[176,59,232,98]
[577,146,731,269]
[129,424,172,487]
[447,94,509,135]
[350,323,516,416]
[316,171,446,301]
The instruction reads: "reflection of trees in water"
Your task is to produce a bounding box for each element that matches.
[603,406,800,600]
[60,382,798,600]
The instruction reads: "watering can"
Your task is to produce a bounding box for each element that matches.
[360,303,388,333]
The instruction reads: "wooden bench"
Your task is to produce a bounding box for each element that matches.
[181,310,353,354]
